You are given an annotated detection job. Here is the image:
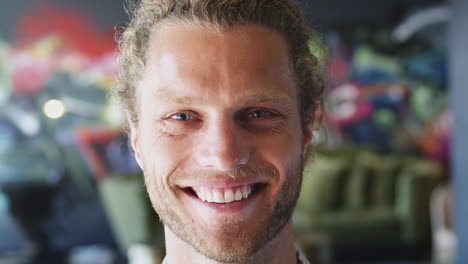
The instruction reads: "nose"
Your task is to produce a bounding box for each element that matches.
[195,118,251,170]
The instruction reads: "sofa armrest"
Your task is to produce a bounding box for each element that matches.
[394,159,442,243]
[98,174,164,251]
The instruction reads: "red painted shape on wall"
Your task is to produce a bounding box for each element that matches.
[14,2,116,58]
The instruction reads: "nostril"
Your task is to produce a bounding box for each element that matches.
[233,155,250,168]
[195,139,251,170]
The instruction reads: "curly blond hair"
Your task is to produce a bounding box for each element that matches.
[116,0,324,126]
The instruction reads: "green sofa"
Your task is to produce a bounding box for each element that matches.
[293,148,442,256]
[98,174,164,251]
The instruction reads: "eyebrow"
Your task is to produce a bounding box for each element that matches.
[155,89,292,106]
[241,93,292,106]
[157,93,202,105]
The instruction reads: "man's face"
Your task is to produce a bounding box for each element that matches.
[131,23,312,262]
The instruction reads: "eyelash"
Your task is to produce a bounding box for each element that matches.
[166,109,280,122]
[245,110,278,119]
[159,109,285,136]
[162,110,198,121]
[170,112,194,121]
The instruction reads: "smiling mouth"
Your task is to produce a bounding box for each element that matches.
[182,183,266,204]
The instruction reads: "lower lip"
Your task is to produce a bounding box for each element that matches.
[181,185,265,213]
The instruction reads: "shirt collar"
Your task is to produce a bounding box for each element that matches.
[296,247,310,264]
[161,247,310,264]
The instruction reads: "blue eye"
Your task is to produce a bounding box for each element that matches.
[248,110,274,119]
[162,111,202,135]
[171,113,192,121]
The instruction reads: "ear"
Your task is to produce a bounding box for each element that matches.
[129,120,144,171]
[302,105,319,156]
[302,120,314,156]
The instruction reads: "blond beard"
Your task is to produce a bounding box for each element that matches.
[142,159,303,263]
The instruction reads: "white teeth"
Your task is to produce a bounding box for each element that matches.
[235,189,243,201]
[206,191,213,202]
[224,189,235,203]
[213,190,224,203]
[199,189,206,201]
[242,186,250,199]
[193,185,256,204]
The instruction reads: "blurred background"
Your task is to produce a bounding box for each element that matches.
[0,0,466,263]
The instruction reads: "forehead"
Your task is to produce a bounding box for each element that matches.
[139,23,297,104]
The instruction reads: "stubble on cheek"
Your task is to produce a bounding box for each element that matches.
[143,162,181,228]
[137,121,305,262]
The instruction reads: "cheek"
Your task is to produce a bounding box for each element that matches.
[255,125,303,178]
[139,123,192,182]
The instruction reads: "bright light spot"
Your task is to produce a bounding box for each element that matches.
[43,99,65,119]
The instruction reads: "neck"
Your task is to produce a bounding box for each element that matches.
[164,220,297,264]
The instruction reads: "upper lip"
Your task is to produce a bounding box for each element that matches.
[177,177,271,189]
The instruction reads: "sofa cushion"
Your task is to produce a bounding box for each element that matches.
[344,151,376,210]
[370,156,400,208]
[308,208,401,243]
[298,154,350,213]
